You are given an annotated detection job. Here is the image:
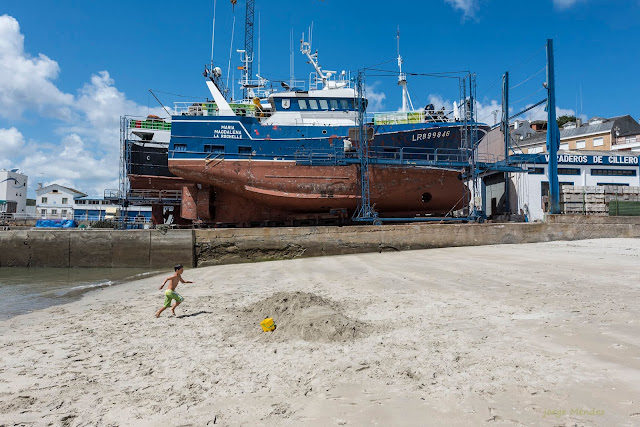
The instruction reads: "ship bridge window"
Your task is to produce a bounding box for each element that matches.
[319,99,329,110]
[309,99,319,110]
[204,144,225,154]
[340,99,349,110]
[330,100,339,110]
[173,144,187,152]
[298,99,308,110]
[238,146,252,155]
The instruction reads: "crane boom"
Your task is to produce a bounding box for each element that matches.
[244,0,254,82]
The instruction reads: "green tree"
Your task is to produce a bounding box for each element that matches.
[557,115,576,127]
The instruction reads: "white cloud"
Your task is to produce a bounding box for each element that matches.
[21,134,118,195]
[426,94,503,126]
[444,0,477,18]
[0,15,166,195]
[476,99,503,126]
[0,126,25,156]
[0,126,25,170]
[427,94,454,113]
[0,14,74,120]
[366,83,387,112]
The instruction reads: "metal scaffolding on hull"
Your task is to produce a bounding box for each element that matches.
[352,71,496,224]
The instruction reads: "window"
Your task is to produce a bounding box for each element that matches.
[308,99,319,110]
[330,100,339,110]
[319,99,329,110]
[61,209,67,215]
[173,144,187,152]
[591,169,636,176]
[593,137,604,147]
[204,145,225,154]
[527,167,544,175]
[560,143,569,150]
[40,209,47,215]
[298,99,308,110]
[558,168,581,175]
[41,197,48,203]
[52,189,58,193]
[576,140,586,149]
[340,100,349,110]
[529,146,544,154]
[62,198,68,204]
[625,136,637,144]
[51,209,57,215]
[238,146,252,155]
[597,183,629,186]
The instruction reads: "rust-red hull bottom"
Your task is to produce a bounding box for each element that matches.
[168,160,468,224]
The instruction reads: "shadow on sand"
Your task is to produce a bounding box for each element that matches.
[177,311,211,319]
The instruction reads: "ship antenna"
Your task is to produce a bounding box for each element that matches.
[290,28,294,87]
[397,27,414,113]
[210,0,217,70]
[227,14,236,99]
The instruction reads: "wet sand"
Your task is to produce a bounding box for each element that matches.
[1,238,639,426]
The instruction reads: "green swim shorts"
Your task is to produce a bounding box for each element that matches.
[163,290,184,308]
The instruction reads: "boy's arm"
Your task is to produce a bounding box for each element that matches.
[159,277,170,290]
[179,274,193,284]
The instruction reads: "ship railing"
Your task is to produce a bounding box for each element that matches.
[371,110,455,125]
[368,146,472,164]
[126,189,182,202]
[308,72,352,91]
[293,147,347,165]
[172,102,261,118]
[129,117,171,131]
[104,189,121,200]
[238,79,307,98]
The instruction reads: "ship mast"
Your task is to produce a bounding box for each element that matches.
[301,25,339,90]
[397,27,414,113]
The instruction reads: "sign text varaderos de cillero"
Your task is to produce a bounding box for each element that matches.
[529,154,640,166]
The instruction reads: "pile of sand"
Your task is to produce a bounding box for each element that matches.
[243,291,369,342]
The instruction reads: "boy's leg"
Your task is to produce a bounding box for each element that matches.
[171,301,181,315]
[156,292,173,317]
[170,292,184,315]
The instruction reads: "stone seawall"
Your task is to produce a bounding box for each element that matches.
[194,219,640,266]
[0,230,194,268]
[1,218,638,268]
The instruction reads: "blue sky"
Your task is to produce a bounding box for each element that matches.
[1,0,639,196]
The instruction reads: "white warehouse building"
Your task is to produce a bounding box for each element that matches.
[482,151,640,221]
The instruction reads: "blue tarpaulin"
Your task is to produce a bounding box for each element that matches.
[35,219,78,228]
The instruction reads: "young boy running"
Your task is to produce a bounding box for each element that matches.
[155,264,193,317]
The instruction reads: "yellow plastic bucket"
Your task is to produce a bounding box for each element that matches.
[260,317,275,332]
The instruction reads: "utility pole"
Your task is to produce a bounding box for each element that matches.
[546,39,560,214]
[502,71,510,214]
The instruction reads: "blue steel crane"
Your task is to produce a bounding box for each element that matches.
[231,0,255,97]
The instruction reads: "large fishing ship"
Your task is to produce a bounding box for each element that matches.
[165,36,489,224]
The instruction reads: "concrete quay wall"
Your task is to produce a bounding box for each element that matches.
[195,220,640,266]
[0,230,194,268]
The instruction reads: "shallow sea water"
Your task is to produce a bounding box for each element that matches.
[0,268,160,320]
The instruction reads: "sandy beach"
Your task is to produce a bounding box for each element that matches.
[1,238,639,426]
